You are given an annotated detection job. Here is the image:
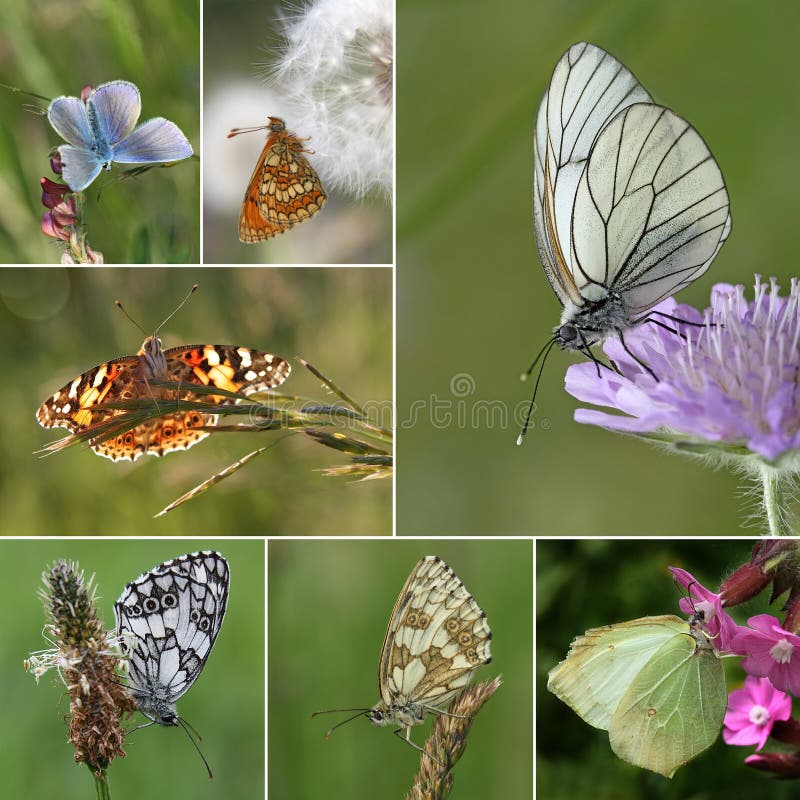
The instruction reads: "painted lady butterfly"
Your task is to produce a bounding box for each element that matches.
[36,334,291,462]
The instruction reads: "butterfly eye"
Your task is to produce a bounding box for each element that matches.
[558,325,577,344]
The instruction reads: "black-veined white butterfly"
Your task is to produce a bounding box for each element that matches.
[519,42,731,443]
[115,551,229,778]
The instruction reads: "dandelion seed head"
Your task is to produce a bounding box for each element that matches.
[269,0,393,198]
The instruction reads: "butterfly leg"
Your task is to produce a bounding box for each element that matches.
[393,727,447,767]
[617,331,658,381]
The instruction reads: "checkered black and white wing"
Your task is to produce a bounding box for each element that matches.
[115,551,229,725]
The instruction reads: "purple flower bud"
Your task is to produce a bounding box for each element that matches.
[745,751,800,777]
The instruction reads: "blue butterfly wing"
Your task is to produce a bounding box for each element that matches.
[88,80,141,147]
[111,117,193,164]
[57,144,104,192]
[47,96,93,148]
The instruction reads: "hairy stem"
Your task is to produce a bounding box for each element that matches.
[761,466,793,536]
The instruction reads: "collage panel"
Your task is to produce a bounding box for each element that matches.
[397,1,800,536]
[537,538,800,799]
[203,0,393,264]
[268,538,533,798]
[0,267,391,535]
[8,538,263,796]
[0,0,200,264]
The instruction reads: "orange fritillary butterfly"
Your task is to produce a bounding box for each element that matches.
[227,116,327,243]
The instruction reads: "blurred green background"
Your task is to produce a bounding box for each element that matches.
[0,0,199,263]
[0,267,391,535]
[203,0,392,264]
[397,0,799,534]
[5,538,263,796]
[537,538,796,800]
[269,538,532,799]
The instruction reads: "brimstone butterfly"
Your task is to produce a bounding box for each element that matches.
[547,614,726,778]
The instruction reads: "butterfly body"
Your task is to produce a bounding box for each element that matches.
[47,80,193,191]
[115,552,230,727]
[232,117,327,243]
[533,44,731,350]
[36,334,291,461]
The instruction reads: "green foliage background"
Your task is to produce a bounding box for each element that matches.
[537,538,797,799]
[268,538,532,799]
[397,0,800,535]
[0,0,199,263]
[0,267,391,535]
[2,538,263,797]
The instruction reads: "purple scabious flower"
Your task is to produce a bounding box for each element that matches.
[669,566,738,652]
[565,277,800,464]
[723,675,791,751]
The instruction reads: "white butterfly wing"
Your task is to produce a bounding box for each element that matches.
[378,556,491,709]
[115,551,229,716]
[534,42,652,307]
[571,103,730,314]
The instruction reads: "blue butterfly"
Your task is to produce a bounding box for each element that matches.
[47,80,193,191]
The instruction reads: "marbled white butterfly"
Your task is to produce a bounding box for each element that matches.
[115,551,229,775]
[313,555,492,758]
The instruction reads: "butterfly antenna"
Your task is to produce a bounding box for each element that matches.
[115,299,148,337]
[516,337,558,446]
[311,707,371,738]
[177,717,214,780]
[153,284,199,335]
[227,125,268,138]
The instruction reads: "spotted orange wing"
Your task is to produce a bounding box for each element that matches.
[237,119,327,243]
[36,342,291,461]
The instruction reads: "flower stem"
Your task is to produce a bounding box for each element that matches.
[761,466,793,536]
[89,765,111,800]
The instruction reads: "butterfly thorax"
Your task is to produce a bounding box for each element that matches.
[134,336,169,385]
[368,700,425,729]
[85,103,114,167]
[131,690,180,726]
[555,293,632,350]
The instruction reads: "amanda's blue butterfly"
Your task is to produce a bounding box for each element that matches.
[47,80,193,191]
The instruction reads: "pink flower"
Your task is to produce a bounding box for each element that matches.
[669,567,738,652]
[732,614,800,695]
[723,676,791,750]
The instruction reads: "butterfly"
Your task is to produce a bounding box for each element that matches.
[115,551,229,776]
[227,116,327,243]
[47,80,193,191]
[36,291,291,461]
[547,613,726,778]
[519,42,731,441]
[313,555,492,756]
